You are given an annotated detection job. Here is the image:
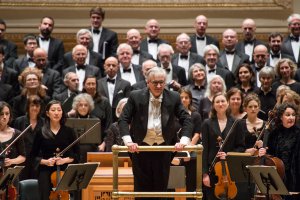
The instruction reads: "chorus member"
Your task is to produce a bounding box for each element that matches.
[0,101,25,169]
[219,28,250,74]
[198,75,226,121]
[0,19,18,68]
[38,16,65,74]
[251,45,270,87]
[13,95,44,180]
[119,67,192,200]
[204,44,235,90]
[100,98,127,152]
[132,59,157,91]
[235,18,265,63]
[255,66,276,121]
[202,93,245,200]
[281,13,300,68]
[235,63,258,96]
[31,100,79,200]
[12,67,50,119]
[83,75,112,135]
[259,103,300,199]
[275,85,291,107]
[226,87,246,119]
[89,6,118,59]
[178,88,202,200]
[183,63,206,110]
[190,15,219,56]
[140,19,169,61]
[67,93,99,162]
[272,58,300,94]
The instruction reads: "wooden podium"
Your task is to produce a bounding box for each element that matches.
[83,152,186,200]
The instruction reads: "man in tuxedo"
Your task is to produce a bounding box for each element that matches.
[117,43,144,86]
[190,15,219,57]
[54,72,79,112]
[63,44,100,91]
[63,29,104,77]
[0,45,19,97]
[235,18,265,63]
[0,19,18,68]
[38,16,65,74]
[219,29,250,74]
[267,32,294,68]
[132,59,157,91]
[157,43,187,90]
[13,34,38,75]
[172,33,205,80]
[140,19,169,61]
[33,48,62,98]
[126,29,154,65]
[281,13,300,68]
[204,44,235,90]
[89,6,119,59]
[251,44,270,87]
[119,67,192,199]
[97,56,131,122]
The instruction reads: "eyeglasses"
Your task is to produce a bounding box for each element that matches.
[150,80,165,86]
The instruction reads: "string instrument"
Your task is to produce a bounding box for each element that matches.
[0,124,32,200]
[214,136,237,200]
[49,122,100,200]
[49,148,69,200]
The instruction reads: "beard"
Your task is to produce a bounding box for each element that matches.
[41,28,52,37]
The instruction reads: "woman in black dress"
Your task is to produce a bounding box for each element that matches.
[0,101,26,169]
[201,93,245,200]
[31,100,79,200]
[259,103,300,200]
[178,88,202,200]
[234,63,257,96]
[13,95,44,180]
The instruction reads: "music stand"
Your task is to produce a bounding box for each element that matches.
[247,165,289,200]
[226,152,256,200]
[54,163,99,200]
[0,166,24,199]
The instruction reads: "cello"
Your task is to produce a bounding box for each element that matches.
[48,122,100,200]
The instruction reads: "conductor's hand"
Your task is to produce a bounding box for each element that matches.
[258,147,267,157]
[127,142,139,153]
[174,142,185,151]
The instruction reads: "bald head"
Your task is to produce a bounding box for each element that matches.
[222,29,238,50]
[126,29,142,50]
[142,59,157,78]
[33,48,48,69]
[253,45,269,68]
[145,19,160,39]
[194,15,208,36]
[242,18,256,41]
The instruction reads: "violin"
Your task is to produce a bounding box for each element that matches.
[214,137,237,200]
[0,125,32,200]
[49,148,69,200]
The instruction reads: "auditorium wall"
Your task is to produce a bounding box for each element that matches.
[0,0,297,55]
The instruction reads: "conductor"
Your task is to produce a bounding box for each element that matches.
[119,67,193,199]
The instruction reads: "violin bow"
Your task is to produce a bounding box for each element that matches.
[55,122,100,158]
[0,124,32,157]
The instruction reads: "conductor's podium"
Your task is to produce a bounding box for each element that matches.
[82,152,186,200]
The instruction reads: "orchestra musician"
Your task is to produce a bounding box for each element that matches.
[201,93,245,200]
[31,100,79,200]
[0,101,26,170]
[259,103,300,200]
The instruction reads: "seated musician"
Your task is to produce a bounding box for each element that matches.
[259,103,300,200]
[31,100,79,200]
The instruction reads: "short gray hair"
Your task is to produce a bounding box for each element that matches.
[188,63,206,82]
[259,66,275,80]
[72,93,95,111]
[157,43,174,55]
[117,43,133,55]
[203,44,219,57]
[146,67,166,82]
[287,13,300,25]
[205,75,226,97]
[76,29,92,41]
